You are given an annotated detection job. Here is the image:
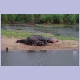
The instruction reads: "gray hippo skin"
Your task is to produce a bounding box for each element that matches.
[16,39,27,44]
[16,35,58,46]
[28,35,48,44]
[26,36,45,46]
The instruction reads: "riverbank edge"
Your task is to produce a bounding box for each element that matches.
[1,23,79,27]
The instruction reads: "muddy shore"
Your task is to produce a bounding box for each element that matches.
[1,36,79,51]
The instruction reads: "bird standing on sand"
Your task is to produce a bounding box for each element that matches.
[6,47,9,52]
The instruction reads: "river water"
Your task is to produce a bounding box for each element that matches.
[1,25,79,38]
[1,50,79,66]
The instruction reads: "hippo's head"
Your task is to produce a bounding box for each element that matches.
[47,37,58,43]
[47,39,54,43]
[16,40,20,43]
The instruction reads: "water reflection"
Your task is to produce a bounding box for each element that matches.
[27,50,47,53]
[27,50,36,53]
[40,50,47,53]
[73,50,78,58]
[75,27,79,31]
[1,50,79,66]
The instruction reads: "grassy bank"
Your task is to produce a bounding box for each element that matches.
[35,23,79,27]
[1,30,78,40]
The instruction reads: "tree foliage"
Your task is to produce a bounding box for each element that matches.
[1,14,79,25]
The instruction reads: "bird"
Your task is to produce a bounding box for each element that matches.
[6,47,9,52]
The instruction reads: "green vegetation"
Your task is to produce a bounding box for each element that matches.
[2,30,33,38]
[55,35,78,40]
[1,14,79,25]
[2,30,78,40]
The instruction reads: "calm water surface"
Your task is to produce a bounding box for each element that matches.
[1,50,79,66]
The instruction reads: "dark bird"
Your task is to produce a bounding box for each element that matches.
[6,47,8,52]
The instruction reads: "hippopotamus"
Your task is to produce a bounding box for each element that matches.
[27,37,38,45]
[26,36,45,46]
[36,40,45,46]
[28,35,48,44]
[16,38,36,45]
[16,35,58,46]
[16,39,27,44]
[47,37,58,43]
[16,36,45,46]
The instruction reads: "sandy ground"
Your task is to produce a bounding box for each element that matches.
[1,36,79,51]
